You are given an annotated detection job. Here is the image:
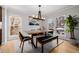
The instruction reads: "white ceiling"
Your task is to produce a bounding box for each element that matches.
[3,5,78,18]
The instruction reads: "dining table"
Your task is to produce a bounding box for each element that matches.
[25,29,53,48]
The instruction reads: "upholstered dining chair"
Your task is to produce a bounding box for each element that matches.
[19,32,32,53]
[48,30,53,37]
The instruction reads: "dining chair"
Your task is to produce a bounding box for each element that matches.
[48,31,53,37]
[19,32,32,53]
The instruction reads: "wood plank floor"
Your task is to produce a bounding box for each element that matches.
[0,40,16,53]
[50,41,79,53]
[0,40,79,53]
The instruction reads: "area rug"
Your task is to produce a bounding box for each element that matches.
[15,39,64,53]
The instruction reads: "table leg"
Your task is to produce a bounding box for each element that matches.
[31,35,36,48]
[41,44,44,53]
[57,36,58,45]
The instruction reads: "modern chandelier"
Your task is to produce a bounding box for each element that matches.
[29,5,45,21]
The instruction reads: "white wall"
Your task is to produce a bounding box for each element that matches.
[47,6,79,40]
[7,10,41,40]
[5,6,79,41]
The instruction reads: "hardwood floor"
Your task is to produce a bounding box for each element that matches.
[50,41,79,53]
[0,40,16,53]
[0,40,79,53]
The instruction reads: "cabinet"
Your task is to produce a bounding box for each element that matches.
[0,30,2,45]
[0,6,2,45]
[0,7,2,21]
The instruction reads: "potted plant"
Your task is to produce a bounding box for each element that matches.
[65,15,79,44]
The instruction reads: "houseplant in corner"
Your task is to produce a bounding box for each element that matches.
[65,15,79,45]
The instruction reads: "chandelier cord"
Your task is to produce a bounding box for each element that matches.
[38,5,41,18]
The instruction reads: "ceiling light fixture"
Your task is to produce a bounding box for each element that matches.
[29,5,45,21]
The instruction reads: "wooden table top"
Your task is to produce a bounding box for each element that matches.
[27,30,53,35]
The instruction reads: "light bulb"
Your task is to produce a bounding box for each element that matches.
[32,15,35,17]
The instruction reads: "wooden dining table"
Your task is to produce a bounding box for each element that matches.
[25,29,53,48]
[28,30,53,35]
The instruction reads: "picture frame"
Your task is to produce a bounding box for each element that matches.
[56,16,65,28]
[29,19,39,26]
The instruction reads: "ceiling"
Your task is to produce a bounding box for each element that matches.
[3,5,78,18]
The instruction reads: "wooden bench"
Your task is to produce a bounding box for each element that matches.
[36,36,58,53]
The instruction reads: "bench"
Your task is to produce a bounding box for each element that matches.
[36,36,58,53]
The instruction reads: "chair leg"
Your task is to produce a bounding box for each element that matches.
[31,41,33,48]
[31,39,36,48]
[19,41,22,48]
[21,42,24,53]
[41,44,44,53]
